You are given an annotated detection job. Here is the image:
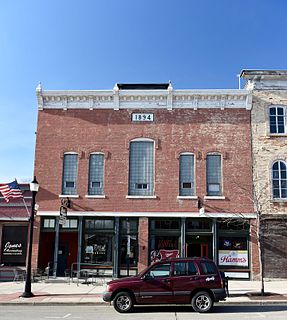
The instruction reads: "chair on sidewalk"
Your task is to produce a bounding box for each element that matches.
[32,268,44,282]
[13,269,26,282]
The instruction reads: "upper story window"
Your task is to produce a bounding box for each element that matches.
[206,154,222,196]
[272,160,287,199]
[179,153,195,196]
[128,139,154,196]
[88,153,104,195]
[62,153,78,195]
[269,106,286,134]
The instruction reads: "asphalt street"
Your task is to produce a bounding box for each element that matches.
[1,305,287,320]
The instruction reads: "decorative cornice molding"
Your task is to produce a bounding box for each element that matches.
[36,86,252,111]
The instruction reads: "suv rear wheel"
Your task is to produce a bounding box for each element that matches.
[191,291,213,313]
[113,291,134,313]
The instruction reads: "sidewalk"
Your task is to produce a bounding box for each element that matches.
[0,278,287,305]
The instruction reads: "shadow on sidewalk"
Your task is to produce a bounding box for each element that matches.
[131,305,287,314]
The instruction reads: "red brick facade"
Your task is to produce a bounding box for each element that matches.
[33,87,259,279]
[35,108,253,214]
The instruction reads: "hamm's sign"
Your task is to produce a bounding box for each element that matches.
[218,250,248,267]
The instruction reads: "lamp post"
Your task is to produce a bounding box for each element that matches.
[21,176,39,298]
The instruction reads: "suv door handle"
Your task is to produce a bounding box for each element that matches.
[163,279,171,283]
[190,277,199,280]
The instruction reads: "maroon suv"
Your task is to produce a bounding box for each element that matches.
[103,257,227,313]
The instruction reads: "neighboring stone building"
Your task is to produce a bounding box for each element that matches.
[33,82,259,279]
[241,70,287,278]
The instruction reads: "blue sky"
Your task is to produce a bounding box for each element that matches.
[0,0,287,182]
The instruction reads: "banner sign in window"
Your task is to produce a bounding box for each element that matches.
[1,226,28,265]
[218,250,248,267]
[132,113,154,122]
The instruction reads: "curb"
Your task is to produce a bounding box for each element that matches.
[0,301,287,306]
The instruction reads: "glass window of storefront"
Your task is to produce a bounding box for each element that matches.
[119,218,138,268]
[218,219,249,271]
[186,218,212,232]
[83,218,114,265]
[150,218,180,263]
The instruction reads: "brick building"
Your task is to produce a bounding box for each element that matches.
[0,184,31,280]
[241,70,287,278]
[33,82,259,279]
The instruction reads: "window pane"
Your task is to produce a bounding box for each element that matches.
[62,154,78,195]
[273,188,280,198]
[200,261,216,275]
[129,141,154,196]
[206,155,221,196]
[278,125,285,133]
[281,188,287,198]
[273,170,279,179]
[88,154,104,195]
[280,161,286,170]
[277,107,284,115]
[149,263,171,278]
[269,107,276,115]
[174,262,197,276]
[179,154,194,196]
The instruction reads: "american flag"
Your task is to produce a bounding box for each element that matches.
[0,180,23,202]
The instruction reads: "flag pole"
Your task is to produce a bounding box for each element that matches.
[14,178,30,217]
[22,197,30,217]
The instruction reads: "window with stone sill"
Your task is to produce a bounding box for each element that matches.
[272,160,287,199]
[62,153,78,195]
[206,154,222,196]
[128,139,154,196]
[269,106,286,134]
[88,153,104,195]
[179,153,195,196]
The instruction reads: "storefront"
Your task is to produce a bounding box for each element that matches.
[38,215,253,279]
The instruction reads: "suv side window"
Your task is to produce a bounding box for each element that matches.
[200,261,217,275]
[148,263,171,278]
[174,262,198,276]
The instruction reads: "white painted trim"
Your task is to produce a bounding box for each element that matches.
[0,217,29,221]
[58,195,79,199]
[177,196,198,200]
[126,195,157,199]
[37,211,257,218]
[204,196,226,200]
[38,88,252,110]
[130,138,154,142]
[85,195,106,199]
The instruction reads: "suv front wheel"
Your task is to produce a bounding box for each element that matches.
[113,291,134,313]
[191,291,213,313]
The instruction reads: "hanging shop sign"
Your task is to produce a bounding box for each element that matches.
[218,250,248,267]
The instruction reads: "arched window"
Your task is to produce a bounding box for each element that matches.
[88,153,104,195]
[128,139,154,196]
[272,161,287,199]
[206,153,222,196]
[179,153,195,196]
[269,106,285,134]
[62,153,78,195]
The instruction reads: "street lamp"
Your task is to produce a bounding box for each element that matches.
[21,176,39,298]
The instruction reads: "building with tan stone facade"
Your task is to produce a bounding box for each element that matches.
[241,70,287,278]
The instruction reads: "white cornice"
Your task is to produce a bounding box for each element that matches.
[36,86,252,111]
[37,211,257,218]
